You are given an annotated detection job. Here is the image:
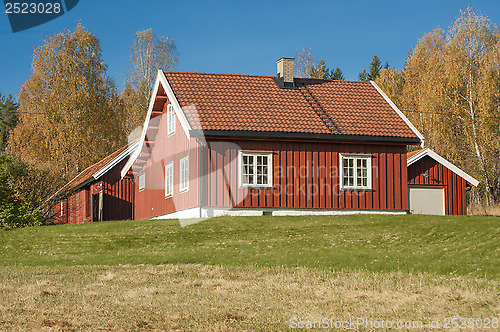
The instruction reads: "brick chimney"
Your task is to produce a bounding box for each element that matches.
[276,57,294,84]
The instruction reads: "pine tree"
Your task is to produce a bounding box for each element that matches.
[358,54,386,81]
[368,54,382,80]
[0,94,18,151]
[309,59,330,79]
[329,67,345,80]
[358,69,369,81]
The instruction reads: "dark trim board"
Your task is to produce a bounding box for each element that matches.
[192,130,421,144]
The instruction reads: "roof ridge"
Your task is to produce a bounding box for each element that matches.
[163,71,373,84]
[163,71,276,79]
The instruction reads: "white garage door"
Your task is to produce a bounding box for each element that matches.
[408,187,445,215]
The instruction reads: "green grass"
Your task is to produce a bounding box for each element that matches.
[0,214,499,279]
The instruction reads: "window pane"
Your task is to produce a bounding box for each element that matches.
[165,164,173,196]
[180,157,189,191]
[342,156,371,188]
[242,153,272,186]
[256,155,268,185]
[242,154,254,185]
[349,176,354,186]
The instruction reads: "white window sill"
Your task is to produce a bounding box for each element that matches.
[341,187,372,191]
[240,184,273,189]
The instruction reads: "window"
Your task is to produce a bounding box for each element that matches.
[138,173,146,191]
[165,162,173,197]
[167,104,175,135]
[240,151,273,187]
[60,201,63,217]
[179,156,189,192]
[340,154,372,189]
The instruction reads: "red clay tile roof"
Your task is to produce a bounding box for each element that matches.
[164,72,419,139]
[407,149,424,159]
[51,144,132,199]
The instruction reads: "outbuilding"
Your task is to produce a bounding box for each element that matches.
[52,141,139,224]
[407,148,479,215]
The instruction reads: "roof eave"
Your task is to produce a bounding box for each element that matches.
[191,129,421,144]
[407,148,479,187]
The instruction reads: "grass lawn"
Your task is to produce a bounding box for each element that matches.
[0,214,498,278]
[0,214,499,330]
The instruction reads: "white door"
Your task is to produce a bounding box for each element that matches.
[408,187,445,215]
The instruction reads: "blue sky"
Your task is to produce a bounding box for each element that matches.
[1,0,500,98]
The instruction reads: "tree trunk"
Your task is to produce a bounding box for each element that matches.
[469,101,493,205]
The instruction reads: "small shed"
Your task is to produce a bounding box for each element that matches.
[52,141,139,224]
[407,148,479,215]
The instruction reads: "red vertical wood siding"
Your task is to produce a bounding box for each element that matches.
[54,156,134,224]
[407,155,468,215]
[202,138,408,211]
[54,189,89,224]
[134,101,200,220]
[100,158,134,221]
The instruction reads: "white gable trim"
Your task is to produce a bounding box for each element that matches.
[158,71,192,136]
[407,148,479,187]
[93,140,139,179]
[370,81,425,145]
[120,71,192,178]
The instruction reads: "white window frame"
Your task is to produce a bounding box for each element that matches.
[339,154,372,190]
[167,104,175,136]
[239,151,273,188]
[60,201,63,217]
[179,155,189,193]
[138,173,146,191]
[165,162,173,197]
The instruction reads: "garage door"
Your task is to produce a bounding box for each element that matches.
[408,187,445,215]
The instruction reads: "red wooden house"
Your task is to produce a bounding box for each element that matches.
[407,148,478,215]
[122,58,460,219]
[52,141,138,224]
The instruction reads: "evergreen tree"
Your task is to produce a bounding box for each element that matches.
[368,54,382,80]
[0,94,18,151]
[358,69,369,81]
[309,59,330,79]
[358,54,387,81]
[329,67,345,80]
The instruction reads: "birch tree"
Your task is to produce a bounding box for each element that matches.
[294,46,316,78]
[374,68,404,108]
[7,23,125,183]
[402,8,500,204]
[122,29,178,136]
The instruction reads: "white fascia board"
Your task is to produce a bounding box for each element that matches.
[407,148,479,186]
[158,70,192,138]
[407,148,429,166]
[370,81,425,145]
[120,73,162,178]
[120,71,193,179]
[93,140,140,180]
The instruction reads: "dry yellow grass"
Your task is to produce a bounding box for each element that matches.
[0,264,498,331]
[468,204,500,216]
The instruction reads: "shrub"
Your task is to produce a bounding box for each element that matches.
[0,154,44,228]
